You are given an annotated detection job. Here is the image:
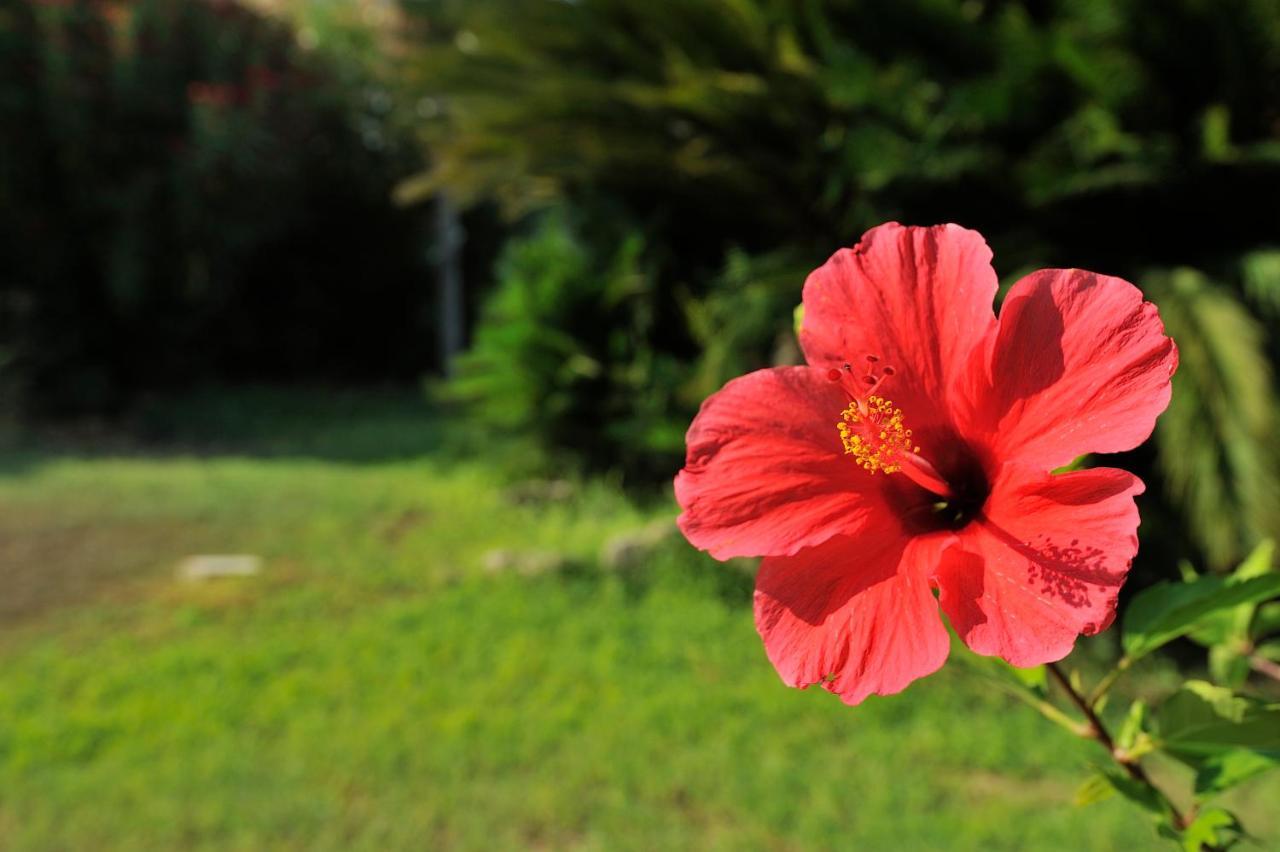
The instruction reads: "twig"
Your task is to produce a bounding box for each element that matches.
[1046,662,1191,832]
[1250,653,1280,684]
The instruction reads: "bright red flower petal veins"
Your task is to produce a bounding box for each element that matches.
[964,268,1178,471]
[755,531,953,705]
[674,222,1177,705]
[937,466,1144,667]
[675,366,890,560]
[800,222,998,435]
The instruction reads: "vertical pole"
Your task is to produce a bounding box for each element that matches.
[434,192,464,377]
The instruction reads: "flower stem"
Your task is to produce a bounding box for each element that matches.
[1086,655,1131,709]
[1004,686,1092,737]
[1045,662,1190,832]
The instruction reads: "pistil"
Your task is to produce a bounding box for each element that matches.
[828,357,954,499]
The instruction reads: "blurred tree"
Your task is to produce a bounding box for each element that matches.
[450,209,685,479]
[403,0,1280,264]
[0,0,430,413]
[402,0,1280,567]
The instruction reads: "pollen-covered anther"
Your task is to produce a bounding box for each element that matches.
[836,395,919,474]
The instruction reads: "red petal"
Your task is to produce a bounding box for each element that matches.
[755,531,953,705]
[676,366,887,559]
[800,223,998,434]
[964,269,1177,471]
[937,466,1143,667]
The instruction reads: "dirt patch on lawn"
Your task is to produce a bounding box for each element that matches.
[0,511,218,622]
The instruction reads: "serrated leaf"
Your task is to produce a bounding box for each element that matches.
[1151,681,1280,765]
[1122,573,1280,661]
[1195,749,1280,796]
[1181,807,1243,852]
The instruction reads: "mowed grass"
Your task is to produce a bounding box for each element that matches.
[0,393,1277,850]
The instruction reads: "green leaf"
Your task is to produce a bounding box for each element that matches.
[1255,604,1280,639]
[978,657,1048,697]
[1181,807,1243,852]
[1234,539,1276,581]
[1050,454,1091,474]
[1195,749,1280,796]
[1150,681,1280,769]
[1116,700,1153,757]
[1208,644,1252,689]
[1073,772,1116,807]
[1094,766,1168,816]
[1121,573,1280,661]
[1188,540,1276,649]
[792,303,804,337]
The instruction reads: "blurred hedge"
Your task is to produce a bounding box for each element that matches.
[406,0,1280,568]
[0,0,431,414]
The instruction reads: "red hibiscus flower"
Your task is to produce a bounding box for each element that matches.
[675,223,1178,705]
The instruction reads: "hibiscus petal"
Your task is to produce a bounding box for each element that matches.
[799,222,998,433]
[968,268,1177,471]
[755,531,953,705]
[937,466,1144,667]
[676,366,886,560]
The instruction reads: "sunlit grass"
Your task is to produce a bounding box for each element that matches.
[0,396,1276,850]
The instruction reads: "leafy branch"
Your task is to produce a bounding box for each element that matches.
[977,540,1280,851]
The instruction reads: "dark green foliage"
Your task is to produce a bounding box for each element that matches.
[1146,269,1279,568]
[683,249,809,403]
[450,211,685,479]
[407,0,1280,268]
[408,0,1280,567]
[0,0,429,413]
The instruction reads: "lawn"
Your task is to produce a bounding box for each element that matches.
[0,392,1276,851]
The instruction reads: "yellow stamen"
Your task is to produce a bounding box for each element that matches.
[836,395,920,475]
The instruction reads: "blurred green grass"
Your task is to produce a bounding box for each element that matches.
[0,393,1276,851]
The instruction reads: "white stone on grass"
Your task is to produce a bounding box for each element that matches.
[177,554,262,582]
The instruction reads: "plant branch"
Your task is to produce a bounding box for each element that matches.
[1001,685,1092,737]
[1046,662,1190,832]
[1250,653,1280,683]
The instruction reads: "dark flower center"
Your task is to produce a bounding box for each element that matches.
[828,357,995,531]
[926,453,990,531]
[874,432,992,536]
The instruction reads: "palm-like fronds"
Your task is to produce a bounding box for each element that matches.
[1147,268,1280,568]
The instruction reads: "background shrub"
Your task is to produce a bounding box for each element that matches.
[409,0,1280,566]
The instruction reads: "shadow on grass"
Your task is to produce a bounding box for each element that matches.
[556,538,756,609]
[0,385,479,471]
